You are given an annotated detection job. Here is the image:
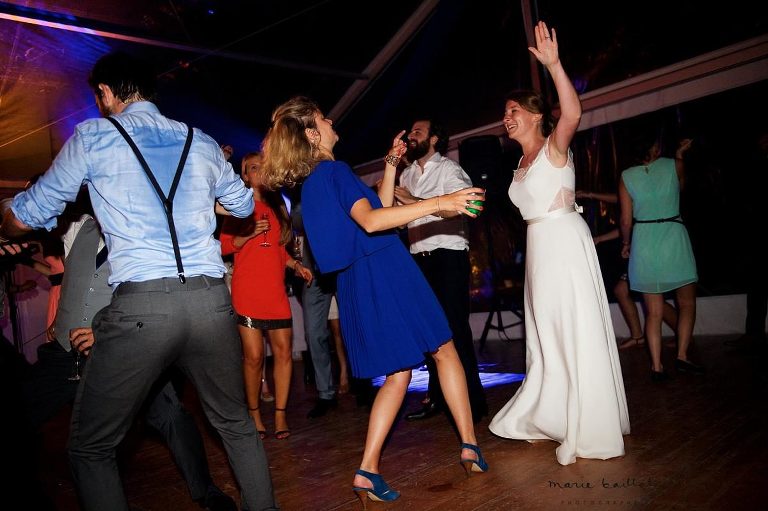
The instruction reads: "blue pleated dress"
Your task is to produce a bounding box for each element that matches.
[302,160,452,378]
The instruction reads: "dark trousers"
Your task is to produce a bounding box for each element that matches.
[301,272,335,399]
[68,276,278,511]
[414,249,487,420]
[24,343,212,500]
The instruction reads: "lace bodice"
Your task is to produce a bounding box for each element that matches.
[509,138,576,219]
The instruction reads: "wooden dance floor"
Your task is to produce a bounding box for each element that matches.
[29,334,767,510]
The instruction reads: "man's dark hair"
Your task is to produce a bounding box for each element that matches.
[429,119,450,155]
[423,118,449,155]
[88,51,157,102]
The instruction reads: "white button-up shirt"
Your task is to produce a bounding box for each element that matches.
[399,152,472,253]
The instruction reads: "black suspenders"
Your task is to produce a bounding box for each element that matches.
[106,116,194,283]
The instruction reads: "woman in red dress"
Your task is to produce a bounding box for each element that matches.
[220,152,313,439]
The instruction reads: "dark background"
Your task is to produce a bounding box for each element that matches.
[1,0,766,307]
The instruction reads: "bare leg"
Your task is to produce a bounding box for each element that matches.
[238,325,266,433]
[615,278,644,348]
[267,327,293,437]
[674,283,697,361]
[662,301,679,333]
[353,369,411,488]
[329,318,349,394]
[432,341,479,461]
[643,293,665,372]
[261,338,274,401]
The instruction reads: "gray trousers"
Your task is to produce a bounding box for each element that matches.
[302,276,335,400]
[27,342,211,500]
[68,276,278,511]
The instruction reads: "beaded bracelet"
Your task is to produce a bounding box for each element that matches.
[384,154,400,166]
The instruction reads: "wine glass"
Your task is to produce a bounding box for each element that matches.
[68,349,82,381]
[259,213,271,247]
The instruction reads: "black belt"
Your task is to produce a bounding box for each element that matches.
[633,215,683,224]
[115,275,224,296]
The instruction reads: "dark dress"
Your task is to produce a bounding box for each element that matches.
[302,160,452,378]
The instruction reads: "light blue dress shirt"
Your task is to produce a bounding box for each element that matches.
[11,101,253,285]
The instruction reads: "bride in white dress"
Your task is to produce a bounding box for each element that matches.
[488,21,630,466]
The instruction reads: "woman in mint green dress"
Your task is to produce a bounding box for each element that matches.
[619,135,704,381]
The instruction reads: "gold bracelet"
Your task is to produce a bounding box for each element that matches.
[436,196,441,215]
[384,154,400,166]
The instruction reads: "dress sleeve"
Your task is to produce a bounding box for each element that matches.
[331,162,375,214]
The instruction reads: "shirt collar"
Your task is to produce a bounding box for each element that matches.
[414,151,442,172]
[121,101,160,115]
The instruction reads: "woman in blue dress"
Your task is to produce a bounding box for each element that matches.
[260,96,488,507]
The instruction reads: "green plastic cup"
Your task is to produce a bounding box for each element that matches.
[466,199,484,215]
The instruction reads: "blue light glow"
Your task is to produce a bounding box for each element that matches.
[371,363,524,393]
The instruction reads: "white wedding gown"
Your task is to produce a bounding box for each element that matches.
[489,140,630,465]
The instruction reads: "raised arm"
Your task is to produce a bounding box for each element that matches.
[377,130,407,207]
[529,21,581,164]
[674,138,693,191]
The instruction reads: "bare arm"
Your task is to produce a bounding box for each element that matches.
[214,201,231,216]
[529,21,581,165]
[594,227,620,245]
[377,131,407,207]
[350,187,485,234]
[287,258,313,285]
[575,190,618,203]
[618,176,633,259]
[675,138,693,191]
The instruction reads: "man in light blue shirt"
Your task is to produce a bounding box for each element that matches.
[1,52,278,511]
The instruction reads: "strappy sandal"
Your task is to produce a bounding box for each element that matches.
[248,406,268,440]
[618,336,645,350]
[274,408,291,440]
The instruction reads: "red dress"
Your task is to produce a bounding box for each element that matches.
[220,201,290,320]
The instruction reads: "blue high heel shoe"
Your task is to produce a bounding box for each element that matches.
[352,469,400,509]
[460,443,488,477]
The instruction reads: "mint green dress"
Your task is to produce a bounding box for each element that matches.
[621,157,697,293]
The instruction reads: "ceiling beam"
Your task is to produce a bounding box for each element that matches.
[354,33,768,181]
[328,0,440,123]
[0,7,366,79]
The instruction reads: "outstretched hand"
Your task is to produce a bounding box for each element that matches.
[440,187,486,218]
[528,20,558,67]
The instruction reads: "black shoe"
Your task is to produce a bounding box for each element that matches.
[650,369,669,382]
[674,358,705,375]
[200,485,237,511]
[405,401,441,421]
[307,397,337,418]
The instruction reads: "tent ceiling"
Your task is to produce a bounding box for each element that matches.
[1,0,766,194]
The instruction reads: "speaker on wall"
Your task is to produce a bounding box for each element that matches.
[458,135,506,192]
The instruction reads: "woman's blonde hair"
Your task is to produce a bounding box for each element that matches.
[261,96,328,190]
